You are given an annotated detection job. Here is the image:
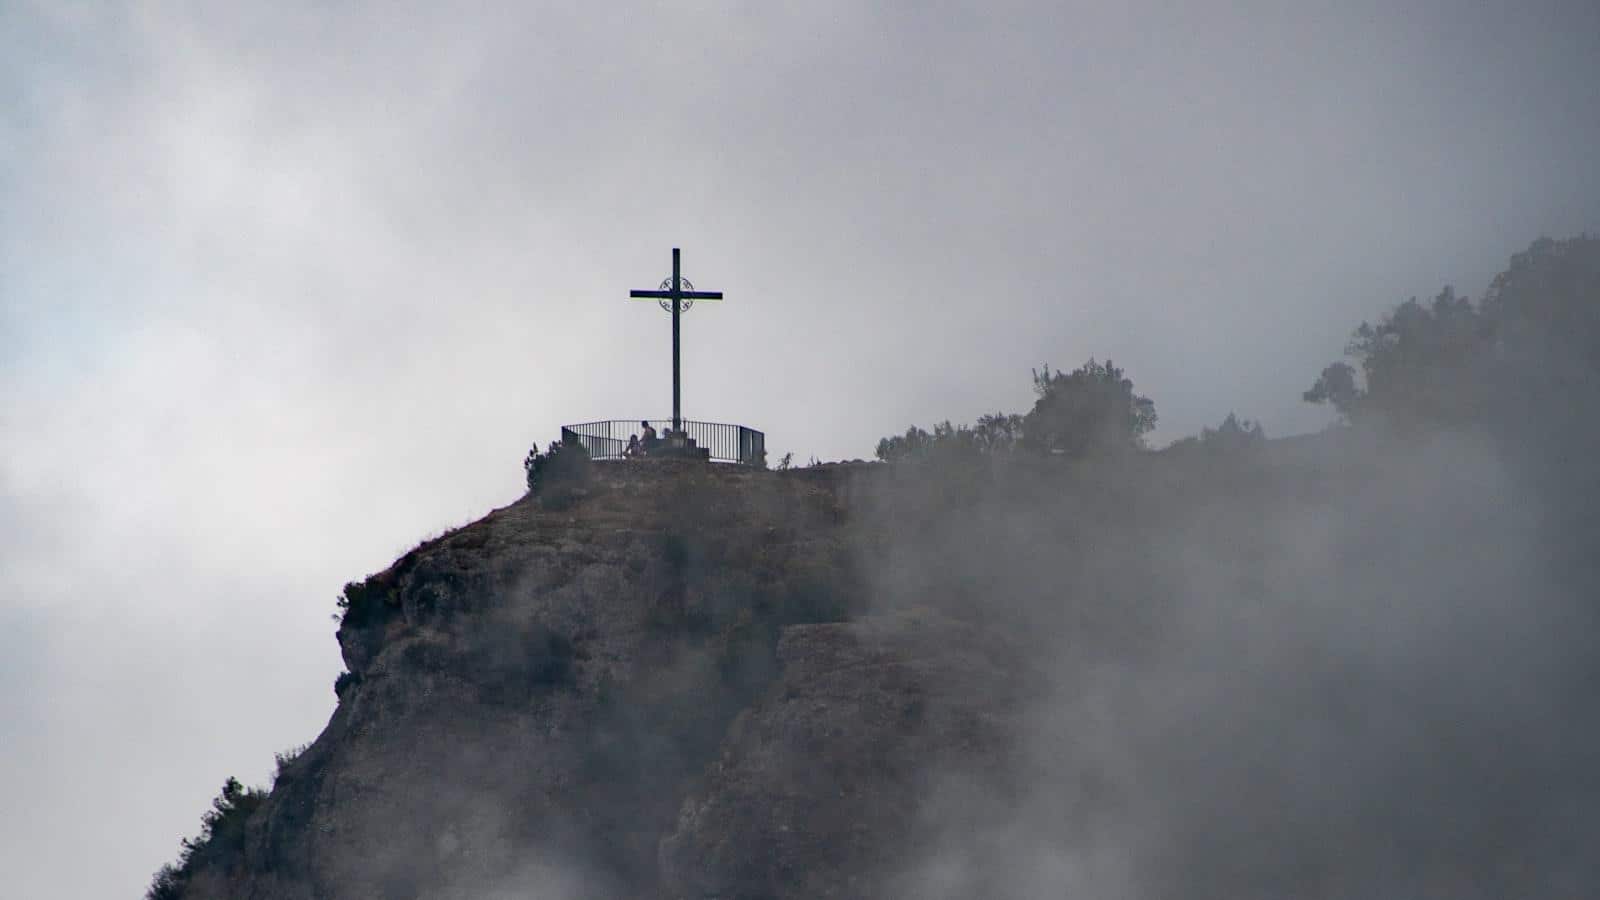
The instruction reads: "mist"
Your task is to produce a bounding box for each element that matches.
[858,420,1595,896]
[5,1,1600,897]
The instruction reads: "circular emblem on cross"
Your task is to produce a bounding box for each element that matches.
[658,275,697,312]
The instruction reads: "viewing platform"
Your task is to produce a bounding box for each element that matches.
[561,419,766,467]
[563,250,760,466]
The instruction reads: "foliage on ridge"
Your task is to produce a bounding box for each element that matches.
[145,778,267,900]
[1304,235,1600,432]
[875,358,1155,463]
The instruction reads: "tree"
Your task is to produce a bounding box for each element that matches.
[1480,235,1600,373]
[146,865,183,900]
[186,777,265,868]
[146,777,267,900]
[1022,359,1156,457]
[1303,361,1361,419]
[1304,236,1600,433]
[524,432,591,493]
[972,412,1025,455]
[1304,286,1492,426]
[875,421,986,464]
[875,425,935,463]
[872,361,1152,463]
[1204,412,1266,450]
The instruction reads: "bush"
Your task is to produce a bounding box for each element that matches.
[1168,413,1266,454]
[272,743,311,788]
[333,574,394,630]
[333,670,361,699]
[872,360,1155,463]
[875,417,1021,464]
[1023,359,1156,456]
[1305,237,1600,433]
[186,777,265,867]
[524,432,592,494]
[146,865,183,900]
[1304,287,1489,426]
[145,777,267,900]
[875,424,937,462]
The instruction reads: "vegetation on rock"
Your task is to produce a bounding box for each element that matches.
[145,778,265,900]
[1304,235,1600,434]
[523,431,592,497]
[875,358,1155,462]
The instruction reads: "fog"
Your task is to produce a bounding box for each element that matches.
[864,423,1596,897]
[3,1,1598,897]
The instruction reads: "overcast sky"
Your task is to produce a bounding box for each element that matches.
[3,2,1598,896]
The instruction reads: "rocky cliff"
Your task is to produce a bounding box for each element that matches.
[159,434,1599,899]
[173,459,1032,899]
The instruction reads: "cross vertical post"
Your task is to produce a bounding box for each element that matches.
[629,248,724,440]
[672,248,681,434]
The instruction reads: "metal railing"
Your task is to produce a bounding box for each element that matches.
[560,419,766,467]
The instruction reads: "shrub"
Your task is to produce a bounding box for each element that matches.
[1202,413,1265,450]
[874,359,1157,463]
[186,777,265,867]
[333,670,361,698]
[272,743,311,788]
[146,865,183,900]
[1023,359,1156,456]
[1303,287,1489,426]
[333,574,393,630]
[524,432,592,494]
[1169,413,1267,454]
[145,777,267,900]
[875,425,936,462]
[875,419,1008,464]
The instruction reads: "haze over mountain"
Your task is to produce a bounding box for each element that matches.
[3,3,1599,898]
[147,238,1599,898]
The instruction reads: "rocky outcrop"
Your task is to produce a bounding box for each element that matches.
[156,429,1600,900]
[659,612,1028,899]
[175,459,963,900]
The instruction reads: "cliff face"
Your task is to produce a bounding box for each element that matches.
[180,460,1009,899]
[165,433,1600,899]
[658,612,1029,898]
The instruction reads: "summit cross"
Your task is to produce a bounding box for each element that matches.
[628,248,724,435]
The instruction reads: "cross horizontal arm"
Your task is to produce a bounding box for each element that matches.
[628,290,724,300]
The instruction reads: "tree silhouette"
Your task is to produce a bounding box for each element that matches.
[1305,236,1600,429]
[1303,361,1361,420]
[1022,359,1156,456]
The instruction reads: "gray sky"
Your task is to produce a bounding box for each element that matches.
[2,2,1597,896]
